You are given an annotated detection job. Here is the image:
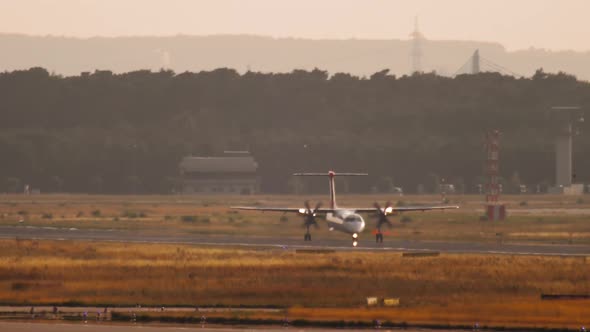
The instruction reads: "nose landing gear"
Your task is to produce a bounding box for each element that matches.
[352,233,358,247]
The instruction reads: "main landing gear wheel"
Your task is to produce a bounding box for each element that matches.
[376,233,384,243]
[301,201,320,242]
[374,201,392,245]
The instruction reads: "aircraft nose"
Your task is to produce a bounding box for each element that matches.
[358,219,366,233]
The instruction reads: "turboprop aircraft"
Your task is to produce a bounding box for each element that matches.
[232,171,459,246]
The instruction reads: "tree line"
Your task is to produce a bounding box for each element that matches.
[0,67,588,194]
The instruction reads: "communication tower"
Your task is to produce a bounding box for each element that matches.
[485,130,500,202]
[485,130,505,220]
[410,16,424,73]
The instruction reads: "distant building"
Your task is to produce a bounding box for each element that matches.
[178,152,259,194]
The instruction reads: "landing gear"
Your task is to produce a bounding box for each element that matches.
[301,201,320,242]
[376,232,384,243]
[352,233,358,247]
[374,202,392,244]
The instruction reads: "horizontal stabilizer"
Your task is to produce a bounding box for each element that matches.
[293,172,368,176]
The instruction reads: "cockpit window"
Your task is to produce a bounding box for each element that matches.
[345,214,361,222]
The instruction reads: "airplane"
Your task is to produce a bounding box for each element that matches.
[232,171,459,246]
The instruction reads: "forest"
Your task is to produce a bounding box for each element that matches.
[0,67,588,194]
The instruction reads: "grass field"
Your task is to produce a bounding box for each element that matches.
[1,193,590,244]
[0,239,589,328]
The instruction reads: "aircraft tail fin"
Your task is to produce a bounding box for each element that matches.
[293,171,368,209]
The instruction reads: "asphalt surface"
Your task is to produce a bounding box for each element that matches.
[0,225,588,256]
[0,226,590,256]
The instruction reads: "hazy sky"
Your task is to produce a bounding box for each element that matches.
[1,0,589,51]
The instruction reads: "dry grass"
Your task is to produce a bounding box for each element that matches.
[0,239,589,327]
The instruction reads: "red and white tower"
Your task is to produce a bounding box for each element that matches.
[485,130,500,203]
[485,130,505,220]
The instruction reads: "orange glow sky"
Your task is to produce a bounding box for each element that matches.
[1,0,588,51]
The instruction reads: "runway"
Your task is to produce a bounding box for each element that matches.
[0,225,588,256]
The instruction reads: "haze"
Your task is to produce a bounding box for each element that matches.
[1,0,589,52]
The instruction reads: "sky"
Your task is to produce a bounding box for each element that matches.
[1,0,589,52]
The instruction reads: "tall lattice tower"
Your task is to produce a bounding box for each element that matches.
[485,130,500,203]
[409,16,424,73]
[485,130,506,220]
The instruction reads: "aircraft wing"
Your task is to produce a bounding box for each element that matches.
[231,206,302,213]
[352,205,459,213]
[231,206,337,214]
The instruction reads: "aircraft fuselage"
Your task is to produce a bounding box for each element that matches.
[325,210,365,235]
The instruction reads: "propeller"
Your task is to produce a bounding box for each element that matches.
[301,201,322,230]
[373,201,394,232]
